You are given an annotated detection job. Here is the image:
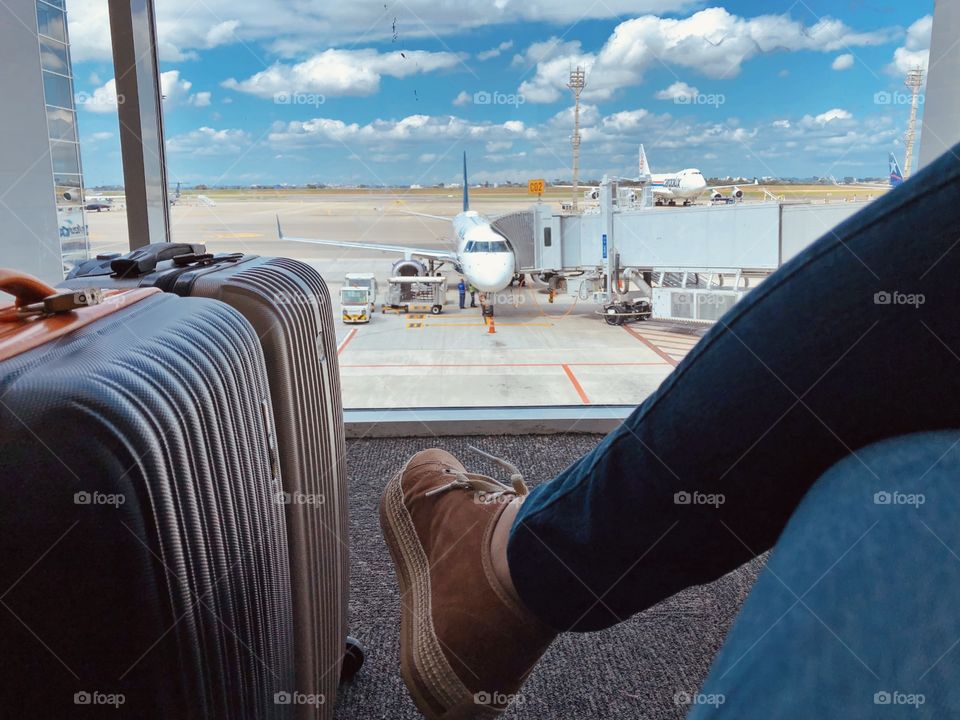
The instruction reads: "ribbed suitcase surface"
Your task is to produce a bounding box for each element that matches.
[66,252,350,718]
[0,291,295,718]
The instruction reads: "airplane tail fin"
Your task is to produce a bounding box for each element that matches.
[462,151,469,211]
[276,215,284,239]
[889,153,904,187]
[638,144,650,178]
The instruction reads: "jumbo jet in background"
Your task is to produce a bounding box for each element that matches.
[276,153,517,309]
[581,145,758,205]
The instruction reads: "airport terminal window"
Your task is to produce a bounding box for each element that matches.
[63,2,936,413]
[39,36,69,74]
[42,70,72,109]
[46,108,77,143]
[50,140,80,174]
[36,1,66,42]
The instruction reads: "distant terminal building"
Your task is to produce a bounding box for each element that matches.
[2,0,89,282]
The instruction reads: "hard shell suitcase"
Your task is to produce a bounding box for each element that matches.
[66,245,355,716]
[0,271,295,718]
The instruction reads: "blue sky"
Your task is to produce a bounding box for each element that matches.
[66,1,934,186]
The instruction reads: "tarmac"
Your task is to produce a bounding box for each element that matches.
[86,194,708,409]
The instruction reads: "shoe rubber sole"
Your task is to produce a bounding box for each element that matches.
[379,472,503,720]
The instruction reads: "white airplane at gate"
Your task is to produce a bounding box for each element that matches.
[276,153,516,297]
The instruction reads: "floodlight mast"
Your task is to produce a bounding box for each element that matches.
[903,66,925,179]
[567,67,587,213]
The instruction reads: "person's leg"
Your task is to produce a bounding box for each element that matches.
[508,143,960,631]
[381,147,960,720]
[687,431,960,719]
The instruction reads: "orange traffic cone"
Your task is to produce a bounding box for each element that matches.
[488,317,496,334]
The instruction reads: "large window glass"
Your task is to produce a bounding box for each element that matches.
[71,2,935,410]
[50,140,80,175]
[36,1,66,42]
[46,107,77,142]
[42,70,73,109]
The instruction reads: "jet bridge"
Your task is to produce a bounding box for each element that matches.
[499,179,874,322]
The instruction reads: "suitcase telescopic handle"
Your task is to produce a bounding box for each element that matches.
[110,243,207,277]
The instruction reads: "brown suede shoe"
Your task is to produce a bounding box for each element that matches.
[380,448,556,719]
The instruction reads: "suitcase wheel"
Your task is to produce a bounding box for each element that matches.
[340,636,366,682]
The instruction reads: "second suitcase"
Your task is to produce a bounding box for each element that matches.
[66,246,351,717]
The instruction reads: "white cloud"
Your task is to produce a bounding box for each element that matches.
[79,71,212,112]
[655,81,699,101]
[452,90,472,107]
[832,53,855,71]
[888,15,932,76]
[477,40,513,61]
[519,8,893,103]
[223,49,462,98]
[511,37,583,68]
[268,114,536,148]
[798,109,854,130]
[67,0,698,63]
[89,131,114,141]
[167,127,251,155]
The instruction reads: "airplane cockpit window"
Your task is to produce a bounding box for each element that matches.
[489,241,509,253]
[464,241,475,253]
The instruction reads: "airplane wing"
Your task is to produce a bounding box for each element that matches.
[708,179,760,192]
[276,216,457,261]
[399,210,454,222]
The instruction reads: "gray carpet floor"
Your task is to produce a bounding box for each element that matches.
[334,434,764,719]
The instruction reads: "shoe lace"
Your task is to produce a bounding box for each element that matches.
[424,445,528,499]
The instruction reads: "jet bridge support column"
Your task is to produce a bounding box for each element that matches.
[599,176,616,304]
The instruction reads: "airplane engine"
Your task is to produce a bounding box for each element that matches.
[711,190,723,201]
[392,258,427,277]
[584,188,600,200]
[732,186,744,199]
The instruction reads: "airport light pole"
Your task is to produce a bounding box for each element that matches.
[567,67,586,214]
[903,66,925,179]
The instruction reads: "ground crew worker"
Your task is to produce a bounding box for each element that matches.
[457,278,466,309]
[468,283,478,308]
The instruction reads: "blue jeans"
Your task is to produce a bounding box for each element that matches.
[689,431,960,719]
[508,140,960,633]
